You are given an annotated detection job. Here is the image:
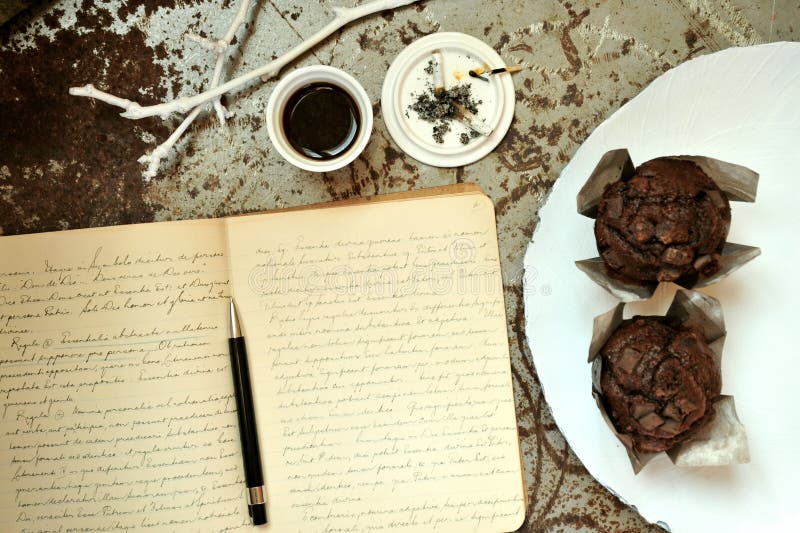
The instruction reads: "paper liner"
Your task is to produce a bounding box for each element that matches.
[576,148,760,302]
[588,289,749,474]
[667,396,750,466]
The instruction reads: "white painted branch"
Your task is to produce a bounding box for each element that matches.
[208,0,252,125]
[136,0,252,180]
[222,0,251,44]
[139,106,203,180]
[68,84,145,116]
[187,30,233,122]
[70,0,418,121]
[186,32,224,53]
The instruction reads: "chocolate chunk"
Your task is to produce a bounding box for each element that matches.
[662,403,682,421]
[662,246,694,266]
[631,400,657,419]
[638,412,665,430]
[658,419,682,437]
[605,196,623,219]
[655,221,673,244]
[618,347,643,373]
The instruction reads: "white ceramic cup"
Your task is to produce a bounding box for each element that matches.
[266,65,373,172]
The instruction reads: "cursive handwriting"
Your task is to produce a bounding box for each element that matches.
[0,221,248,531]
[228,195,524,532]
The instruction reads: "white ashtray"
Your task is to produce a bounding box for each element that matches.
[381,32,516,168]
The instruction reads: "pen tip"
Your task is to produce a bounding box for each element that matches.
[228,298,241,338]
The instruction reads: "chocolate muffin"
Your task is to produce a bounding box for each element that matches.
[599,316,721,453]
[595,157,731,285]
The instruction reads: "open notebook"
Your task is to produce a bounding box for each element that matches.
[0,184,526,532]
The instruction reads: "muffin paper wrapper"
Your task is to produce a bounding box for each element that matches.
[588,289,750,474]
[576,148,760,302]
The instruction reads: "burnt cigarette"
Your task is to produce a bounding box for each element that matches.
[468,70,489,82]
[453,103,492,137]
[431,49,445,96]
[489,66,523,75]
[468,65,489,81]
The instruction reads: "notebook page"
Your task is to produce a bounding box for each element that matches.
[225,193,525,533]
[0,219,251,531]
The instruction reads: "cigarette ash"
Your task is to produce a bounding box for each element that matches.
[460,130,481,144]
[408,80,484,145]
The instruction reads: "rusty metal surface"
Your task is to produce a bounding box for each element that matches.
[1,1,796,531]
[0,1,31,25]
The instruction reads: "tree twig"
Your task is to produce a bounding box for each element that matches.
[71,1,417,121]
[137,0,252,180]
[207,0,252,125]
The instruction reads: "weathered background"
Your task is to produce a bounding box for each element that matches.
[1,1,796,531]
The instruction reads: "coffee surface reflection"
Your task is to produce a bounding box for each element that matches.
[282,82,361,161]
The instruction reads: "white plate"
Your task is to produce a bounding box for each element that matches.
[381,32,515,167]
[523,42,800,532]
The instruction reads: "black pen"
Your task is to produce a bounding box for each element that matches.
[228,298,268,525]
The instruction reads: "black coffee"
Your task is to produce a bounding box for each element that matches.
[282,82,360,160]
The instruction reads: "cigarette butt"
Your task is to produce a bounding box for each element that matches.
[453,103,492,137]
[431,49,445,96]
